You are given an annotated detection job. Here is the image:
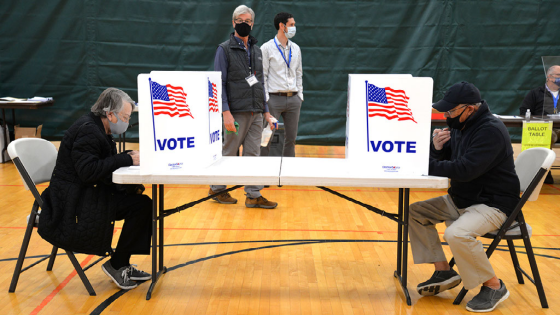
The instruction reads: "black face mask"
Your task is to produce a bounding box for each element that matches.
[235,22,251,37]
[446,107,469,130]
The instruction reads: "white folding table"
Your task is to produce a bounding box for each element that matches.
[113,156,448,304]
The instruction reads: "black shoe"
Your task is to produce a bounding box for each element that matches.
[545,171,554,184]
[466,280,509,312]
[128,264,151,281]
[102,261,138,290]
[417,269,462,296]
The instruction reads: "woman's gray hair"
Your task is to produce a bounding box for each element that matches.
[91,88,135,116]
[232,4,254,21]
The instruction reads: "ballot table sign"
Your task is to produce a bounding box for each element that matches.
[137,71,222,174]
[345,74,433,175]
[522,121,553,151]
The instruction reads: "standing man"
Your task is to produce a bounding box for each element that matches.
[410,82,519,312]
[260,12,303,157]
[519,65,560,183]
[209,4,278,209]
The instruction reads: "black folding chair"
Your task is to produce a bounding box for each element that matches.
[7,138,100,296]
[449,147,554,308]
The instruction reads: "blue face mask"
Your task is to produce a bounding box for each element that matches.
[555,78,560,87]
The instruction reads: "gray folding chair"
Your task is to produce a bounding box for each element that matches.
[7,138,97,296]
[449,147,554,308]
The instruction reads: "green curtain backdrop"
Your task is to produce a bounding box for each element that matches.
[1,0,558,144]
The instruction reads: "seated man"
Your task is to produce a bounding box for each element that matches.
[38,88,151,290]
[519,65,560,183]
[411,82,520,312]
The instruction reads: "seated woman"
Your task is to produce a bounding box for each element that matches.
[39,88,151,290]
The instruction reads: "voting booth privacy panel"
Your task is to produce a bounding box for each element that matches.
[346,75,433,176]
[137,72,432,177]
[138,71,222,174]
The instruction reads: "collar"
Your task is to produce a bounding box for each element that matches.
[545,83,559,95]
[230,32,256,49]
[274,35,290,49]
[89,112,112,137]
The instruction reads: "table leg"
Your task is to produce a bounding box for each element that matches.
[159,185,166,273]
[147,184,158,300]
[1,109,7,163]
[394,188,411,305]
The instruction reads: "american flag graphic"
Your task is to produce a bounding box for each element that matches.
[151,81,193,118]
[367,83,416,123]
[208,79,219,113]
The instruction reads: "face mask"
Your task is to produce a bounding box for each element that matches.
[235,22,251,37]
[284,26,296,39]
[108,113,129,135]
[555,78,560,87]
[446,107,468,130]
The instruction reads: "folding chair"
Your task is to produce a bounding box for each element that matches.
[7,138,98,296]
[449,147,554,308]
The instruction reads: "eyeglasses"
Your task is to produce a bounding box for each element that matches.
[119,113,131,123]
[444,105,466,117]
[234,19,253,24]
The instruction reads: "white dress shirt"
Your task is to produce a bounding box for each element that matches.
[261,35,303,101]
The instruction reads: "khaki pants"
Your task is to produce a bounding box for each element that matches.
[211,112,264,198]
[409,195,507,290]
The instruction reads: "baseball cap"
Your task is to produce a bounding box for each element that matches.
[432,81,482,112]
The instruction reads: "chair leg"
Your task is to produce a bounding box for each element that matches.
[65,251,96,296]
[46,246,58,271]
[8,202,39,293]
[453,287,468,305]
[522,236,548,308]
[506,240,524,284]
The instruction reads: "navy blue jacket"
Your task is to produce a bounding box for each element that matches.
[429,101,520,216]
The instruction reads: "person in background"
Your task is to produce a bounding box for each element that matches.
[209,4,278,209]
[519,65,560,183]
[260,12,303,157]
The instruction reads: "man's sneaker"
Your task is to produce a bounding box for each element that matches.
[128,264,151,281]
[417,269,462,296]
[102,261,138,290]
[209,188,237,204]
[466,280,509,312]
[245,196,278,209]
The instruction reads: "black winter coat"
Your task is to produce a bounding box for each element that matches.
[38,113,133,256]
[429,101,520,216]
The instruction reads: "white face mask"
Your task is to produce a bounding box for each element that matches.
[284,26,296,39]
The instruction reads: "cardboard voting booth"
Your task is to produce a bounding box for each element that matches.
[345,74,433,176]
[137,71,222,174]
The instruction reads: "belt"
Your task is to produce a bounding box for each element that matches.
[270,92,297,97]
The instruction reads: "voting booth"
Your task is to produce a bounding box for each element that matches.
[345,74,434,176]
[137,71,222,174]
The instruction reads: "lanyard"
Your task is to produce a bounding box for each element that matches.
[274,37,292,68]
[553,92,559,113]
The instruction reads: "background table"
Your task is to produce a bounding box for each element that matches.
[113,156,448,304]
[0,100,54,163]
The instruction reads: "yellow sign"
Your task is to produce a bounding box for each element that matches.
[521,121,553,151]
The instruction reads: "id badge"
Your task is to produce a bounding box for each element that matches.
[245,74,259,87]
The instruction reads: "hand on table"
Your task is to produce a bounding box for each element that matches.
[128,150,140,166]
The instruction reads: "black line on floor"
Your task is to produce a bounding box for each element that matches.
[89,238,560,314]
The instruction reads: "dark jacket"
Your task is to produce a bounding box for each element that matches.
[38,113,133,256]
[430,101,520,216]
[519,85,555,116]
[219,33,265,113]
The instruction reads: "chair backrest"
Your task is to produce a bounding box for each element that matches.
[7,138,58,191]
[515,147,556,201]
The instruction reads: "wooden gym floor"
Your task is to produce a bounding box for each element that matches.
[1,143,560,315]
